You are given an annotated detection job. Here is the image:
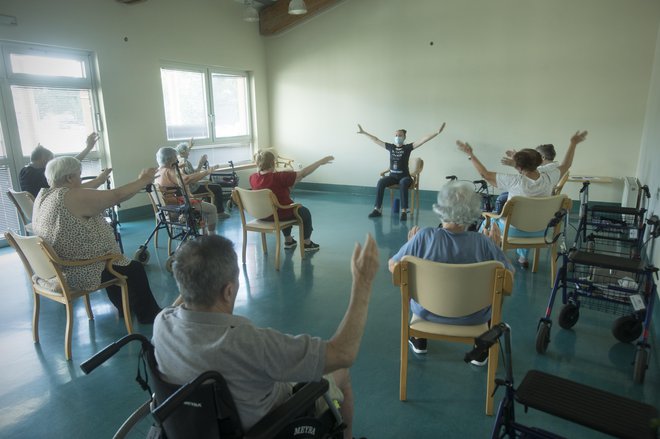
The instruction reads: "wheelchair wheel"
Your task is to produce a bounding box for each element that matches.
[612,314,643,343]
[133,246,150,264]
[558,303,579,329]
[535,321,551,354]
[633,346,648,384]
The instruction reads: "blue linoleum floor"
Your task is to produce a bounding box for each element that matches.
[0,188,658,438]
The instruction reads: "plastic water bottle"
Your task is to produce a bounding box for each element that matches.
[392,198,400,214]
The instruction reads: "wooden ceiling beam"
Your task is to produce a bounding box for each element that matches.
[259,0,340,36]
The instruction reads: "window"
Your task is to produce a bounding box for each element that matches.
[160,65,253,162]
[0,42,103,240]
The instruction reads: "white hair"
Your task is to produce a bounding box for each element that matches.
[174,142,189,154]
[156,147,178,167]
[432,181,483,226]
[45,156,82,187]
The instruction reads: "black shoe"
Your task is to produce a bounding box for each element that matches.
[368,209,382,218]
[304,241,320,252]
[400,212,407,221]
[470,350,488,367]
[284,238,297,249]
[408,337,427,354]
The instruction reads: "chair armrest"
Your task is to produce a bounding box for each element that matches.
[43,248,123,268]
[273,201,302,211]
[244,380,330,439]
[502,269,514,295]
[392,261,403,287]
[379,168,390,177]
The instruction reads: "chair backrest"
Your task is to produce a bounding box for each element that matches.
[410,158,424,177]
[502,195,570,233]
[552,172,570,195]
[233,187,278,220]
[5,231,58,282]
[7,189,35,226]
[401,256,505,318]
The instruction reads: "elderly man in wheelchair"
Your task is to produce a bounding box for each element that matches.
[151,234,379,438]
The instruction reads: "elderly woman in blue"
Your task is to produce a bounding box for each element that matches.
[388,181,514,358]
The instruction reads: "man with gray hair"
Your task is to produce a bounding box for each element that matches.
[388,181,513,361]
[19,132,100,197]
[153,234,379,439]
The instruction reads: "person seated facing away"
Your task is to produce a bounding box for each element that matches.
[32,156,162,324]
[155,146,220,235]
[357,123,446,221]
[175,140,230,220]
[249,150,333,252]
[457,130,588,267]
[494,143,559,213]
[388,181,514,362]
[20,132,100,197]
[153,234,379,438]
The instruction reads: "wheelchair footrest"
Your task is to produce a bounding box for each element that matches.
[515,370,658,439]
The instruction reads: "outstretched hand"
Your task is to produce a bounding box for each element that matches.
[86,132,99,149]
[437,122,446,134]
[356,124,365,134]
[321,155,335,165]
[351,234,379,289]
[571,130,588,145]
[98,168,113,180]
[138,167,158,183]
[456,140,473,156]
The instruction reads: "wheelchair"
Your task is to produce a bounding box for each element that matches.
[133,163,203,272]
[465,323,658,439]
[80,334,346,439]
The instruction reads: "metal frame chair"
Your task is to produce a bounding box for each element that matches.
[392,257,513,415]
[5,231,132,360]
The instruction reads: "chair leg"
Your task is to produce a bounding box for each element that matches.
[400,329,409,401]
[275,231,281,271]
[32,293,40,343]
[83,294,94,320]
[532,248,540,273]
[121,285,133,334]
[242,229,248,265]
[64,301,74,361]
[485,341,499,415]
[298,223,305,262]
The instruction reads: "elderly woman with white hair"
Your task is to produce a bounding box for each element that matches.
[388,181,513,360]
[155,146,220,235]
[32,156,162,324]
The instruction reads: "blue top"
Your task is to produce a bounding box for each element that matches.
[391,227,513,324]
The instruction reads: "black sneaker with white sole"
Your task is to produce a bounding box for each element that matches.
[368,209,382,218]
[284,238,297,249]
[408,336,427,354]
[304,241,320,252]
[470,350,488,366]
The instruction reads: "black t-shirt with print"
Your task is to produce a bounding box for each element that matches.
[385,143,413,177]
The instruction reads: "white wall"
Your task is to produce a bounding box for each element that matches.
[0,0,269,209]
[265,0,660,203]
[637,23,660,265]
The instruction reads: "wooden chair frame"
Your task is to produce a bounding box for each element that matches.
[5,231,132,360]
[232,187,305,271]
[482,195,572,285]
[7,189,35,235]
[381,158,424,216]
[393,257,513,415]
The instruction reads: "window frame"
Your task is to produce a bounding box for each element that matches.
[160,62,254,152]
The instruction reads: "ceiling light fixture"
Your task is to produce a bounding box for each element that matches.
[288,0,307,15]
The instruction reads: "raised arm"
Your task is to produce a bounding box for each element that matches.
[356,124,386,148]
[195,154,208,173]
[74,132,99,161]
[324,234,379,373]
[556,130,588,177]
[412,123,446,149]
[80,168,112,189]
[182,164,219,185]
[294,155,334,184]
[457,140,497,187]
[65,168,157,219]
[500,149,517,167]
